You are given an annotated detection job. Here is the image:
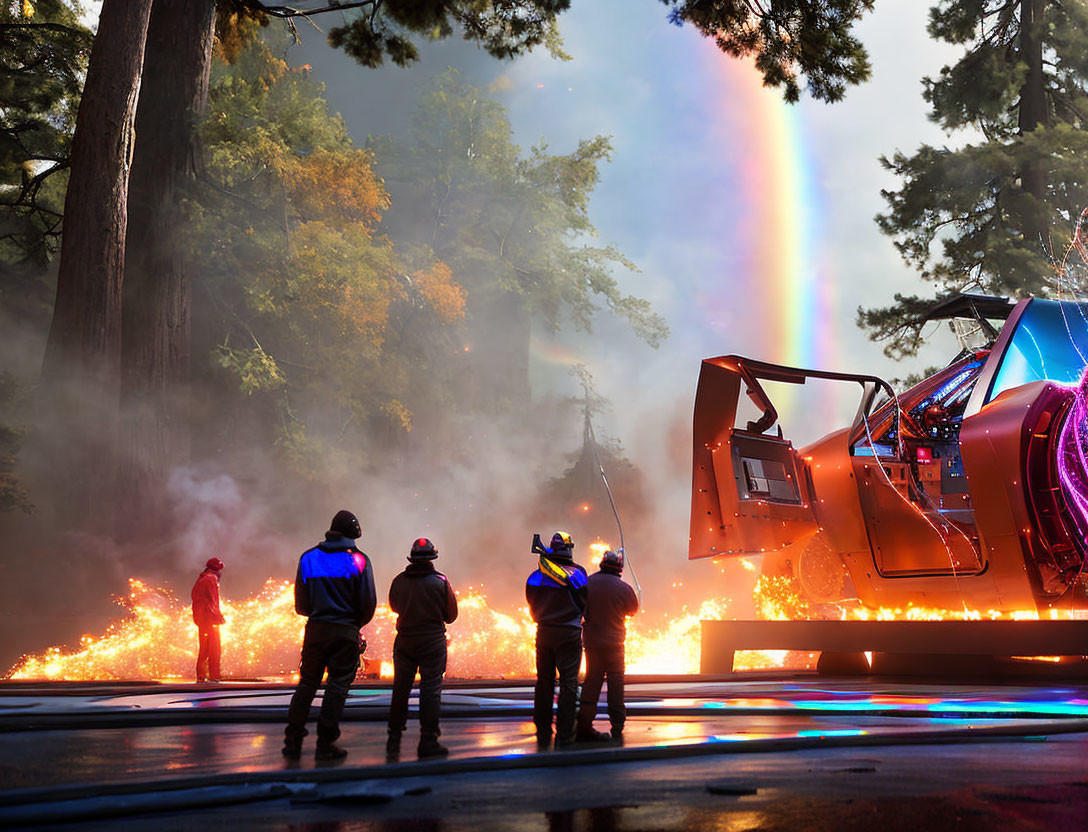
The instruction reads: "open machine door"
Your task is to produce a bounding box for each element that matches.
[689,356,901,561]
[689,356,818,559]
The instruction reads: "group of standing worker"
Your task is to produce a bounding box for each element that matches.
[526,531,639,748]
[191,510,639,763]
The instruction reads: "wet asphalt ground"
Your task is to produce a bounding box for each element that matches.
[2,674,1087,830]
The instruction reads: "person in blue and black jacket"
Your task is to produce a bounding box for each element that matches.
[283,509,376,762]
[526,531,587,749]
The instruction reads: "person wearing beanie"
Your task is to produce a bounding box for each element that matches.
[191,558,226,682]
[525,531,588,749]
[386,537,459,759]
[577,550,639,742]
[283,509,376,762]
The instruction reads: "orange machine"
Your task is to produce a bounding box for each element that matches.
[690,295,1088,615]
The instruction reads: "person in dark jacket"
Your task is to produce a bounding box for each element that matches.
[386,537,459,759]
[525,531,587,748]
[283,510,377,762]
[577,549,639,741]
[191,558,226,682]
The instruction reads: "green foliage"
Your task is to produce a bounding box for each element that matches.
[863,0,1088,357]
[0,0,92,310]
[192,38,466,475]
[325,0,572,68]
[214,343,286,395]
[856,293,952,361]
[372,70,668,351]
[0,1,90,514]
[661,0,875,103]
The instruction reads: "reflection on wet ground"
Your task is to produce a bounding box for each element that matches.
[7,676,1088,718]
[3,676,1088,792]
[3,712,1053,791]
[67,736,1088,832]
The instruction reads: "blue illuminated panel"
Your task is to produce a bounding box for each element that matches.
[988,299,1088,403]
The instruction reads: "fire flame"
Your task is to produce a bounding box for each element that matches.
[7,578,736,681]
[8,556,1077,682]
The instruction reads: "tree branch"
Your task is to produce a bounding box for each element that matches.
[235,0,376,19]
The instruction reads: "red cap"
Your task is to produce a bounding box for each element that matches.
[206,557,224,571]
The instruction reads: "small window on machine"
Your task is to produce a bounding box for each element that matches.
[742,457,796,501]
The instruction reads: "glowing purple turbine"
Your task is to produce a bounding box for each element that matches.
[1055,367,1088,543]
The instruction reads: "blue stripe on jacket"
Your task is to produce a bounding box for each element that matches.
[300,548,366,581]
[525,568,588,590]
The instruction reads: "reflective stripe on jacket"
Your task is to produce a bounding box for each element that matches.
[526,558,588,629]
[294,533,377,628]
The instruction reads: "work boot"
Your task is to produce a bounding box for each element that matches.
[576,725,612,743]
[283,726,306,759]
[417,735,449,758]
[314,743,349,762]
[555,733,577,750]
[281,741,302,760]
[386,731,401,759]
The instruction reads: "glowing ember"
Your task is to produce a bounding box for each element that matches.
[754,574,810,621]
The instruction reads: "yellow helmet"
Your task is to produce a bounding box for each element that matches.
[550,531,574,551]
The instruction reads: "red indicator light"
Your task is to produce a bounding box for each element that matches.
[916,447,934,464]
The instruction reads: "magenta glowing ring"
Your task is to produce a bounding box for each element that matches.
[1055,367,1088,548]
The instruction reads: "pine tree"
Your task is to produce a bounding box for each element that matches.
[861,0,1088,358]
[661,0,876,103]
[0,0,92,311]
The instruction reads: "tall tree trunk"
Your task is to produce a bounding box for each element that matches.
[1018,0,1049,246]
[117,0,217,545]
[39,0,153,523]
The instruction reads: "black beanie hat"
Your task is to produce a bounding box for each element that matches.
[329,509,362,539]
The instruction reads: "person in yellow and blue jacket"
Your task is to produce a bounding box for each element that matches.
[525,531,587,749]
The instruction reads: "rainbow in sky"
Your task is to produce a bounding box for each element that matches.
[717,56,836,369]
[703,48,840,421]
[526,41,842,429]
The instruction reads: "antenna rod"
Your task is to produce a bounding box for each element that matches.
[587,419,642,605]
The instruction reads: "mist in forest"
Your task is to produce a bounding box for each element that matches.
[0,12,695,671]
[0,0,963,669]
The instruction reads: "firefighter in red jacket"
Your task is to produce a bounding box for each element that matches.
[192,558,226,682]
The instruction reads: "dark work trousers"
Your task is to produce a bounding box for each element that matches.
[533,625,583,742]
[196,626,221,681]
[285,619,360,746]
[577,644,626,733]
[387,634,448,738]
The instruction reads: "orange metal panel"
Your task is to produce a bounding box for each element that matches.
[689,359,817,559]
[959,381,1055,610]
